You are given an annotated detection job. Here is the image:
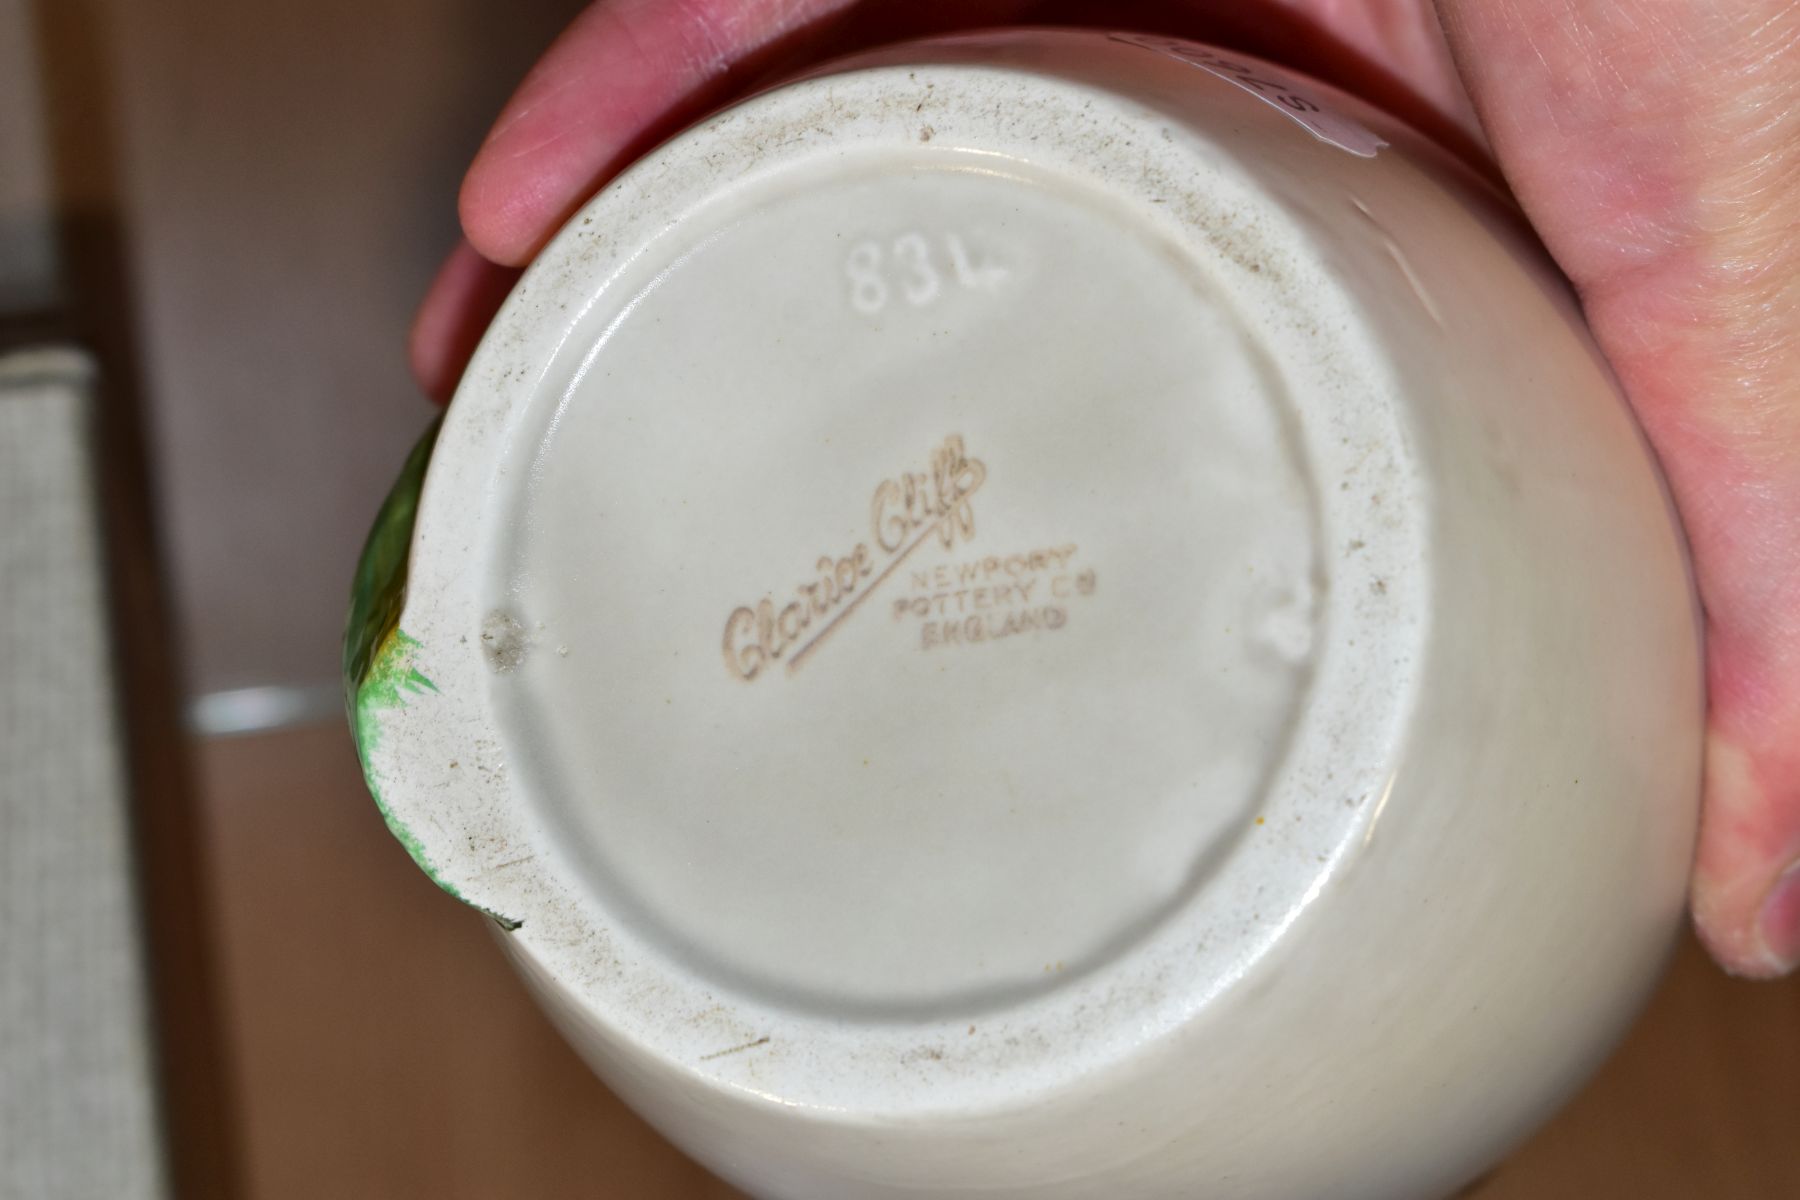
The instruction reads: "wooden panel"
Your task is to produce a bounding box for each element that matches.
[196,723,1799,1198]
[47,0,584,695]
[0,0,59,315]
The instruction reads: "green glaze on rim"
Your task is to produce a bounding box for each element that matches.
[343,417,521,930]
[344,415,439,695]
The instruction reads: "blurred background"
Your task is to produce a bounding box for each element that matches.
[0,1,1795,1197]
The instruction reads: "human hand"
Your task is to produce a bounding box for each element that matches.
[409,0,1800,978]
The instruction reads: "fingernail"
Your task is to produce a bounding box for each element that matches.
[1757,862,1800,974]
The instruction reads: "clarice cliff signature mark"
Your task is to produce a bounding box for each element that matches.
[723,435,987,680]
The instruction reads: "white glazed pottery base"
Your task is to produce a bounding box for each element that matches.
[502,158,1328,1015]
[440,64,1425,1114]
[356,30,1698,1200]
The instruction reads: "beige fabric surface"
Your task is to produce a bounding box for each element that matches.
[0,347,168,1200]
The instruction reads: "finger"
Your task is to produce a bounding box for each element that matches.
[409,239,523,403]
[1285,0,1476,136]
[1435,0,1800,975]
[462,0,1472,267]
[459,0,1049,266]
[459,0,863,266]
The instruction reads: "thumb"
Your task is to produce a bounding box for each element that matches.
[1435,0,1800,975]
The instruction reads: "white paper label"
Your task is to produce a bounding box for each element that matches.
[1111,33,1387,158]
